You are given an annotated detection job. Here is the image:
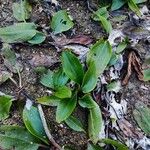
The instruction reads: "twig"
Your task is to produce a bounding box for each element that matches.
[9,76,18,87]
[17,68,22,88]
[37,104,62,150]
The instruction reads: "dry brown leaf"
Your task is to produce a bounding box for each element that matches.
[53,35,93,46]
[117,119,144,139]
[29,54,58,67]
[122,51,143,85]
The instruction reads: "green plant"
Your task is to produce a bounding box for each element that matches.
[38,39,112,144]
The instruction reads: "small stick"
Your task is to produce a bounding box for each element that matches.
[37,104,62,150]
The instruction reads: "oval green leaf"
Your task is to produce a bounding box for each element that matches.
[51,10,74,34]
[12,0,32,21]
[79,94,96,109]
[0,95,12,120]
[0,125,40,150]
[62,51,84,84]
[65,116,85,132]
[133,102,150,135]
[54,86,72,99]
[23,105,49,144]
[28,32,46,44]
[37,95,60,106]
[56,93,77,123]
[101,139,128,150]
[88,102,102,144]
[82,62,97,93]
[87,40,112,77]
[0,23,37,43]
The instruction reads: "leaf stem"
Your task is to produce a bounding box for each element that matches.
[37,104,62,150]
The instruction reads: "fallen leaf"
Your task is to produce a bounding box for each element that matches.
[122,51,143,85]
[53,35,93,46]
[117,119,144,139]
[29,54,58,67]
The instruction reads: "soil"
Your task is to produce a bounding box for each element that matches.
[0,0,150,150]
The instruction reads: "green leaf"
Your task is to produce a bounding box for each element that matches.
[92,8,112,34]
[37,96,60,106]
[0,95,12,120]
[12,0,32,21]
[28,32,46,44]
[65,116,85,132]
[40,70,54,89]
[0,125,40,150]
[87,143,103,150]
[133,102,150,135]
[0,23,37,43]
[82,63,97,93]
[53,69,69,88]
[106,81,121,92]
[115,41,127,54]
[54,86,72,98]
[87,40,112,77]
[56,93,77,123]
[0,69,12,85]
[92,7,109,20]
[111,0,126,11]
[40,69,69,89]
[51,10,74,34]
[101,139,128,150]
[143,69,150,81]
[127,0,141,16]
[2,44,23,73]
[88,102,102,144]
[62,51,84,84]
[23,105,49,144]
[79,94,96,109]
[134,0,147,4]
[99,16,112,34]
[108,53,119,66]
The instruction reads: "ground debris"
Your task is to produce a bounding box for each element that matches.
[29,53,58,67]
[122,51,143,85]
[52,34,93,47]
[117,119,144,139]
